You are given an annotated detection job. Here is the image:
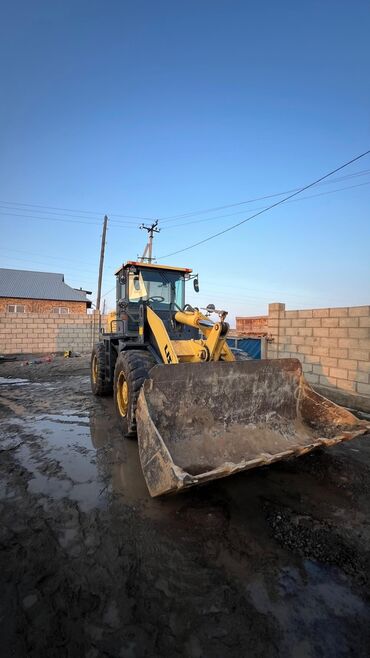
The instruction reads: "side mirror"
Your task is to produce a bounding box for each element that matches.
[119,274,126,284]
[193,277,199,293]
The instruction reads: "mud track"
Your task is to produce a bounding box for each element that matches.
[1,356,370,657]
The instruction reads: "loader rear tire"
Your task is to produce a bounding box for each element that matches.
[91,342,113,396]
[114,350,155,438]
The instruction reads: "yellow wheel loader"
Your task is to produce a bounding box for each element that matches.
[91,261,369,497]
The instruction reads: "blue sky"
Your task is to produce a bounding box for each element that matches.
[0,0,369,323]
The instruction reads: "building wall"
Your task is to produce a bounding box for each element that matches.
[0,311,106,355]
[267,303,370,406]
[0,297,87,314]
[236,316,268,334]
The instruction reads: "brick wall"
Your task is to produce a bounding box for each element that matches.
[0,298,87,313]
[0,311,105,355]
[267,303,370,407]
[235,316,268,335]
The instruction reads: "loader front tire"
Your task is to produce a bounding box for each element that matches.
[114,350,155,438]
[91,342,113,396]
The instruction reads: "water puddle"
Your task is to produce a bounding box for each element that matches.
[2,402,166,515]
[8,411,107,511]
[247,560,370,657]
[0,377,30,386]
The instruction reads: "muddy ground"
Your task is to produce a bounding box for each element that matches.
[1,356,370,658]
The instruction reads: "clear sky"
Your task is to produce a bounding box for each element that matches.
[1,0,369,323]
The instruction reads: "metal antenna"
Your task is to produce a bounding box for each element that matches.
[139,220,160,262]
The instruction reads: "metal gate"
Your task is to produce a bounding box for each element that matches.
[227,337,262,359]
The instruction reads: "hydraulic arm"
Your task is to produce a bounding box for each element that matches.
[146,305,235,364]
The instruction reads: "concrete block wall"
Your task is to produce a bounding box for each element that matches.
[0,311,105,355]
[235,315,268,334]
[267,303,370,406]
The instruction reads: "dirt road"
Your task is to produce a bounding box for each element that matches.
[1,356,370,657]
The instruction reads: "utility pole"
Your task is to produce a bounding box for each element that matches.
[96,215,108,313]
[139,220,160,262]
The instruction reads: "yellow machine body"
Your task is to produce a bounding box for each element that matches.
[93,260,370,499]
[146,306,234,364]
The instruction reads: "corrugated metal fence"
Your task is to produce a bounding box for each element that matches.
[227,337,262,359]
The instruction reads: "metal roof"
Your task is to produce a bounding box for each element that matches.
[0,268,90,303]
[115,261,192,275]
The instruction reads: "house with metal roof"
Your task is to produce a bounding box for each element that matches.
[0,268,92,314]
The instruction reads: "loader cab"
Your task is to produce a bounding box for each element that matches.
[115,262,197,340]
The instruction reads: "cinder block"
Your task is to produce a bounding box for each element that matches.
[330,367,348,380]
[298,345,313,355]
[269,303,285,312]
[306,319,321,328]
[304,354,320,365]
[329,347,347,359]
[280,319,291,328]
[285,328,295,336]
[331,328,348,338]
[348,370,369,384]
[338,338,361,349]
[329,307,348,318]
[348,327,369,339]
[302,362,313,373]
[359,317,370,328]
[320,337,338,348]
[351,349,370,361]
[336,378,357,392]
[298,310,313,319]
[291,336,303,345]
[322,318,339,328]
[292,319,306,328]
[319,374,337,387]
[314,347,329,357]
[268,319,279,328]
[313,308,329,318]
[357,382,370,396]
[313,327,329,338]
[339,317,359,328]
[313,364,329,375]
[358,361,370,373]
[285,311,298,319]
[305,372,319,384]
[297,327,312,337]
[349,306,370,317]
[338,358,357,370]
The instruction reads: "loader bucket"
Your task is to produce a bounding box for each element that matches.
[136,359,370,497]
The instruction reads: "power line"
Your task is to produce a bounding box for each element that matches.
[0,210,139,228]
[0,246,98,269]
[0,168,368,228]
[162,179,370,230]
[158,149,370,259]
[102,285,116,297]
[0,204,143,225]
[158,168,370,223]
[0,199,154,221]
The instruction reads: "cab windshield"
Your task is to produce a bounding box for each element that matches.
[128,269,185,310]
